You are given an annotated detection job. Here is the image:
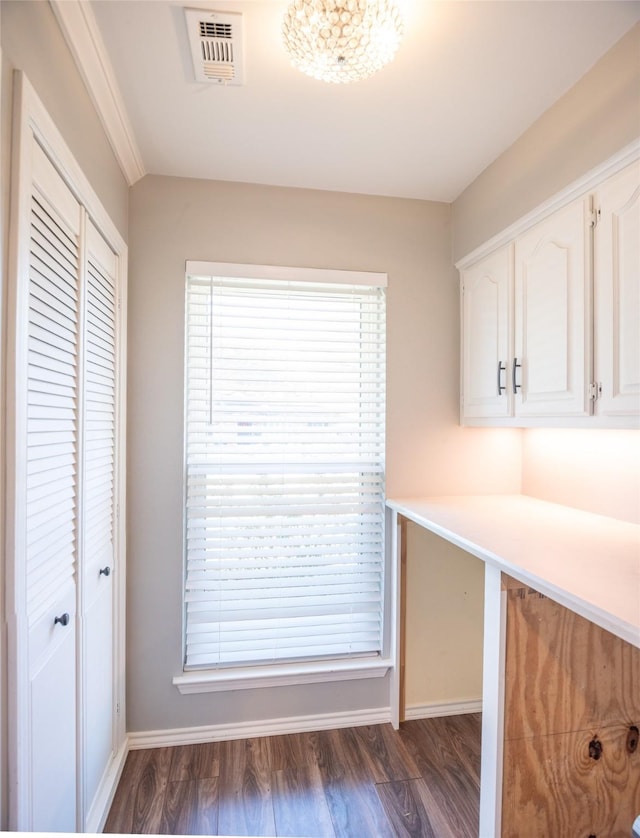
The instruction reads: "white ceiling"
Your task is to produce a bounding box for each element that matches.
[89,0,640,202]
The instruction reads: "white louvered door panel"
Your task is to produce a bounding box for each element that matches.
[27,149,80,621]
[25,141,81,831]
[81,219,118,819]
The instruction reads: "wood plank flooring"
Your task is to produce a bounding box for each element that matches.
[104,713,481,837]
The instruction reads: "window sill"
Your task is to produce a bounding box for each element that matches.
[173,657,393,695]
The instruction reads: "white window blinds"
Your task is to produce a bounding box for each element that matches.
[184,268,386,669]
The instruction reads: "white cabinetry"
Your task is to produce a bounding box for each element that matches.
[460,151,639,428]
[461,198,590,423]
[594,161,640,418]
[514,198,590,417]
[461,246,512,418]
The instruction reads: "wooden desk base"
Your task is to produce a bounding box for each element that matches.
[502,576,640,837]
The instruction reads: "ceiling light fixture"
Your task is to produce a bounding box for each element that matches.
[282,0,404,84]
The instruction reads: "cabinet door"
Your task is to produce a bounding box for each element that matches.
[594,161,640,420]
[514,199,591,417]
[461,246,512,419]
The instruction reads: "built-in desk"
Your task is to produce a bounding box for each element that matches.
[385,495,640,837]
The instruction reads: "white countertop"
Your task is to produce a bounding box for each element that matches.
[386,494,640,648]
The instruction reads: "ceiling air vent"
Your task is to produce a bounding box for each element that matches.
[185,8,244,85]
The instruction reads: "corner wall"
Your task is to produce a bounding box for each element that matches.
[127,175,521,735]
[452,23,640,262]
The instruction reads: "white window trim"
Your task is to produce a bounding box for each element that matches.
[178,261,390,693]
[186,260,387,287]
[173,656,392,694]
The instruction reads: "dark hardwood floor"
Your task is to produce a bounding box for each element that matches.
[104,713,481,837]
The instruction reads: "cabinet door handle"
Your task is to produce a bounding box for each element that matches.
[99,566,111,577]
[512,357,522,393]
[54,613,70,627]
[497,361,506,395]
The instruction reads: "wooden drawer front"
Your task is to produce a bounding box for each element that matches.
[504,584,640,740]
[502,723,640,838]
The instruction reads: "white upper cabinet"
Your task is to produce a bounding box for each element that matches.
[594,161,640,420]
[514,198,590,418]
[460,148,640,428]
[461,246,512,419]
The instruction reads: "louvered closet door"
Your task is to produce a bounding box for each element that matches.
[26,141,80,832]
[81,219,118,816]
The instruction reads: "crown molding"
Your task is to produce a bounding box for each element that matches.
[455,137,640,270]
[50,0,145,185]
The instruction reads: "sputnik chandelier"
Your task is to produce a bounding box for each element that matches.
[282,0,404,84]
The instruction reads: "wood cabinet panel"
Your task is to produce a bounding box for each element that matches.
[504,584,640,740]
[502,723,640,838]
[502,577,640,837]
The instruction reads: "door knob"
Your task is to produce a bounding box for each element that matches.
[99,566,111,577]
[54,613,70,627]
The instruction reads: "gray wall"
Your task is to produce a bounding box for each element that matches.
[126,175,521,733]
[452,23,640,261]
[0,1,128,827]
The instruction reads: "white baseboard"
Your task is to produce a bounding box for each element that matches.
[128,699,482,750]
[404,698,482,720]
[84,736,129,832]
[128,706,392,750]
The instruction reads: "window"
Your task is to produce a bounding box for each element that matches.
[182,262,387,681]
